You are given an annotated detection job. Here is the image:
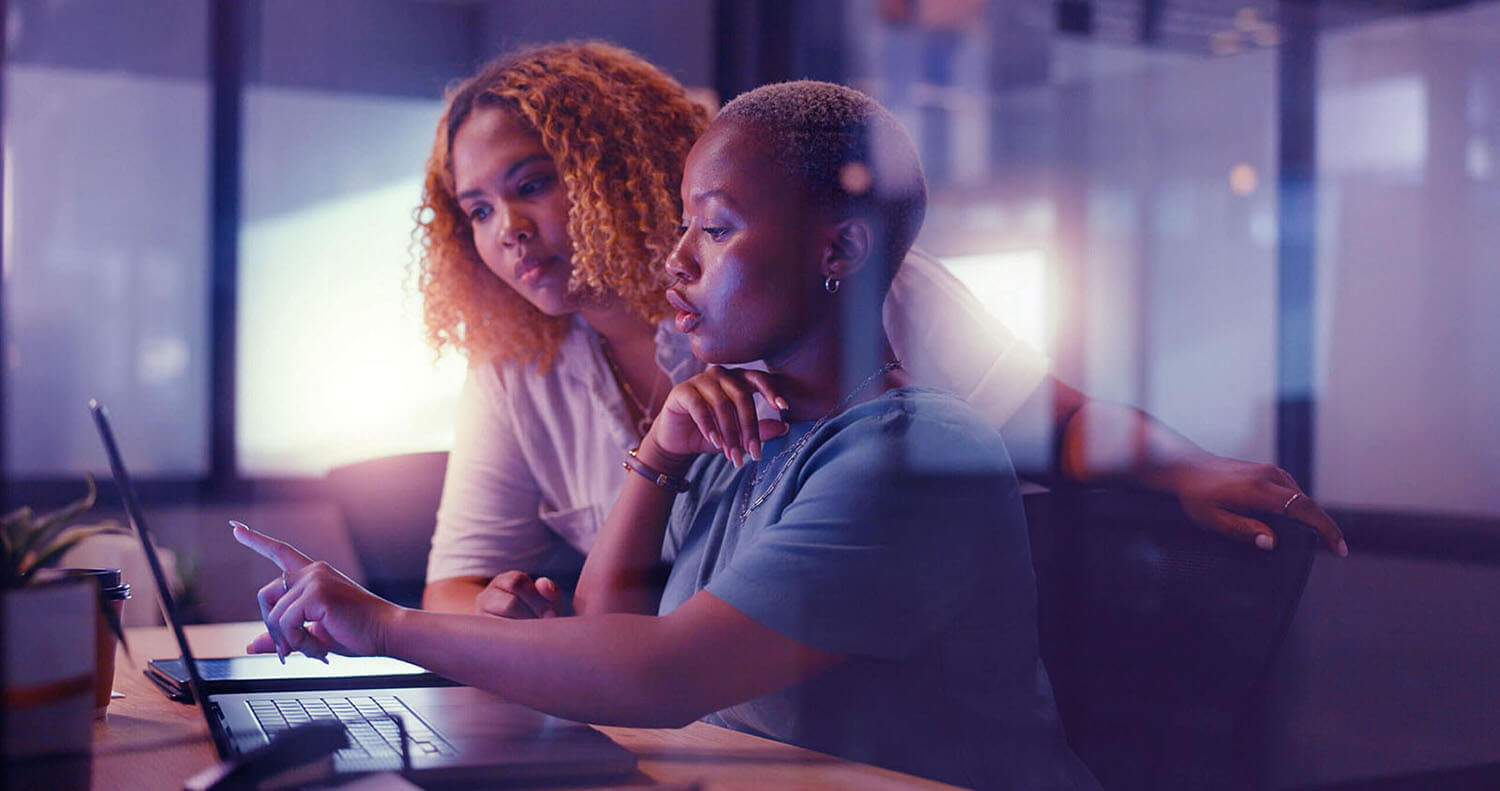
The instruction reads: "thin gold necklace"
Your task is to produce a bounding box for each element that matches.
[598,335,661,438]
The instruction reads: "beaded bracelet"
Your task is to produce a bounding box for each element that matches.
[623,447,690,493]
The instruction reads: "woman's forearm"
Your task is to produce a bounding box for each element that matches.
[421,576,486,613]
[574,441,693,616]
[1057,399,1211,488]
[384,606,700,727]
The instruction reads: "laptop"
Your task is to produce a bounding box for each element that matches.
[89,399,637,785]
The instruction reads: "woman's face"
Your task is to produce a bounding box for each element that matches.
[666,120,832,366]
[451,106,578,316]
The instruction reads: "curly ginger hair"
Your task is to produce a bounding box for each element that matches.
[415,41,709,369]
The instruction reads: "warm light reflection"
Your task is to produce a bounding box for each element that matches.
[1229,163,1258,195]
[939,250,1051,354]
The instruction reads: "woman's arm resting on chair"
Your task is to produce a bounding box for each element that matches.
[1040,376,1347,555]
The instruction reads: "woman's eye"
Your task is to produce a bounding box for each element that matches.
[517,175,552,197]
[676,224,689,236]
[467,205,491,223]
[703,226,730,241]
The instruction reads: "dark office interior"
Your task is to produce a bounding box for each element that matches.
[2,1,1497,789]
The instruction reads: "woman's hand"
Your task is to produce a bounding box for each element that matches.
[475,571,566,619]
[230,521,403,660]
[643,366,790,468]
[1157,454,1348,556]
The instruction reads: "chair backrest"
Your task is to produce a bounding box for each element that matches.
[1024,489,1319,791]
[324,451,448,609]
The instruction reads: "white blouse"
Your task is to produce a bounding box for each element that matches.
[425,248,1050,583]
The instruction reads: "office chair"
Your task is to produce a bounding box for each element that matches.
[1024,489,1319,791]
[323,451,449,609]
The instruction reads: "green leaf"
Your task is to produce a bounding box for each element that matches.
[17,524,128,583]
[14,476,98,563]
[2,507,35,555]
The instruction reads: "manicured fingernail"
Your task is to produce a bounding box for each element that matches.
[775,397,789,410]
[1255,533,1274,551]
[750,440,761,461]
[229,520,247,531]
[709,432,722,449]
[1337,540,1349,557]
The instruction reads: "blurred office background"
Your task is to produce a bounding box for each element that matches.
[1,0,1496,787]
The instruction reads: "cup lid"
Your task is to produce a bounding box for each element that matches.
[41,567,131,598]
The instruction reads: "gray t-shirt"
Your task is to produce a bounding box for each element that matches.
[660,388,1097,790]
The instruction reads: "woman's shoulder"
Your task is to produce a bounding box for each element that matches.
[479,316,601,386]
[845,384,987,423]
[819,386,1011,468]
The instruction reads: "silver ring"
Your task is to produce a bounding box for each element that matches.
[281,572,289,593]
[1280,491,1305,515]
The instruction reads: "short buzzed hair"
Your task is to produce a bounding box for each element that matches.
[716,81,927,286]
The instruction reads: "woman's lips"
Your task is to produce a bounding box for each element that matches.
[515,256,558,287]
[665,288,701,333]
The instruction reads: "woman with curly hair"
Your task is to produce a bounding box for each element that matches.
[417,40,1345,620]
[417,41,711,615]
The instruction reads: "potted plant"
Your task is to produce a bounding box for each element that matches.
[1,476,127,783]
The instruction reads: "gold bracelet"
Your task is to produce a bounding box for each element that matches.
[623,447,690,493]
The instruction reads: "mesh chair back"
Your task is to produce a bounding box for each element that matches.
[324,452,448,608]
[1025,490,1318,791]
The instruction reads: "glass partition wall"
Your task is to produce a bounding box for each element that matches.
[3,1,1494,523]
[829,0,1500,517]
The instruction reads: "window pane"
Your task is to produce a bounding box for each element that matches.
[3,0,210,477]
[1313,6,1500,515]
[235,0,477,476]
[236,87,464,476]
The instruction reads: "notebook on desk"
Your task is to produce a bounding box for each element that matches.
[89,399,637,785]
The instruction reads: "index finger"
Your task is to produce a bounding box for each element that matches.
[230,521,314,572]
[1285,496,1348,557]
[739,369,789,412]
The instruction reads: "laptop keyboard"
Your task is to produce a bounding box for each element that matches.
[246,695,456,767]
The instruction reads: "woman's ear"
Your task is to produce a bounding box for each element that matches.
[822,216,875,282]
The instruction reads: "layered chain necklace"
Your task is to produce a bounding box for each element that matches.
[738,359,903,525]
[598,336,662,438]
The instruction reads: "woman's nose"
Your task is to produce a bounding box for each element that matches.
[499,205,534,247]
[665,230,699,282]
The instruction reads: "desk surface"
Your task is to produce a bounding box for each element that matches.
[92,622,959,790]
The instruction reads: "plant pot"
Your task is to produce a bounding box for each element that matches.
[1,575,95,787]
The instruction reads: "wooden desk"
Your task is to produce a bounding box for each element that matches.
[90,622,959,790]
